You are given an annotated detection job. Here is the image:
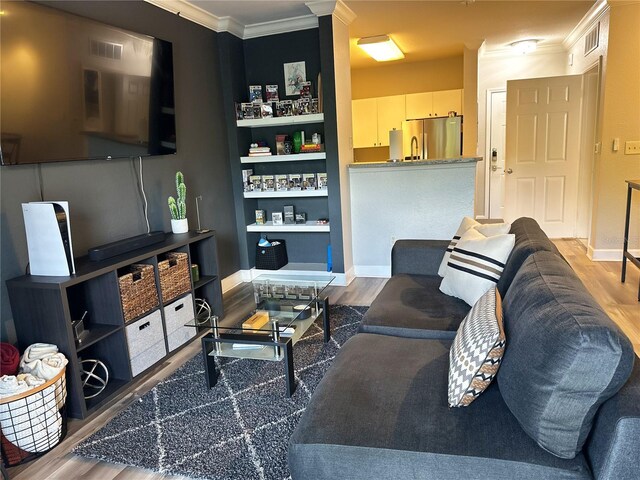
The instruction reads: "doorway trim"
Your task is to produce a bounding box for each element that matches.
[485,87,506,219]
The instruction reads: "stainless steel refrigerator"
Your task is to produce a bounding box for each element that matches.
[402,116,462,160]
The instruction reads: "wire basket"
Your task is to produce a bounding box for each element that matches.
[119,264,160,322]
[158,252,191,303]
[0,368,67,467]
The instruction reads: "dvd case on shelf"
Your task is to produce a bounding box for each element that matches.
[255,209,266,225]
[283,205,295,224]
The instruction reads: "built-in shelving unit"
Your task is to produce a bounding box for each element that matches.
[237,113,324,128]
[240,152,326,163]
[6,231,223,420]
[246,221,330,232]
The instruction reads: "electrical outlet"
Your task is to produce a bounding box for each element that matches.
[624,140,640,155]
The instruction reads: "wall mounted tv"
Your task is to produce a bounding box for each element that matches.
[0,1,177,166]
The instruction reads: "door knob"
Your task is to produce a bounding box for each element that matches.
[506,168,513,174]
[491,165,498,171]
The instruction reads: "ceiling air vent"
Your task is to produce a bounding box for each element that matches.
[584,23,599,56]
[90,39,123,60]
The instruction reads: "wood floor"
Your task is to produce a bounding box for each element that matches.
[7,239,639,480]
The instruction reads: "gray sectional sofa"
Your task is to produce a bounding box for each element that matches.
[289,218,640,480]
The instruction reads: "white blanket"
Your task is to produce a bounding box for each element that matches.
[19,343,58,365]
[0,375,30,398]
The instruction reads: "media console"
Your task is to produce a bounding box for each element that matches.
[6,231,223,419]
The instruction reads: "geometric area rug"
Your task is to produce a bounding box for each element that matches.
[72,305,368,480]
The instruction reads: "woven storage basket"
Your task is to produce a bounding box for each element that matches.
[0,367,67,466]
[255,240,288,270]
[119,264,159,322]
[158,252,191,303]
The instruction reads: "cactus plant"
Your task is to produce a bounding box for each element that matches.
[168,171,186,220]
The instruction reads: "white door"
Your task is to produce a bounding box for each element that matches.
[505,75,583,238]
[488,90,507,219]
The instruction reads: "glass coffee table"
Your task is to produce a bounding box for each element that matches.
[186,274,335,396]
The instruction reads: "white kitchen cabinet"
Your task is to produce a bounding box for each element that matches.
[405,89,463,119]
[352,95,405,148]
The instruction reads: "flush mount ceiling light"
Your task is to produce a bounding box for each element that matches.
[357,35,404,62]
[511,39,538,55]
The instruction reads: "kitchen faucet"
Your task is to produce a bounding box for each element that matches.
[410,136,418,160]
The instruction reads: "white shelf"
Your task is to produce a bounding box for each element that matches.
[247,221,330,232]
[237,113,324,128]
[243,189,328,199]
[241,152,326,163]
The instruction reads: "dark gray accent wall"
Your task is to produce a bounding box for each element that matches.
[219,25,344,273]
[0,1,239,342]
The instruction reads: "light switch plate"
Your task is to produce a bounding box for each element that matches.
[624,140,640,155]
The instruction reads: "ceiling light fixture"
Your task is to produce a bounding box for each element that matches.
[357,35,404,62]
[511,39,538,55]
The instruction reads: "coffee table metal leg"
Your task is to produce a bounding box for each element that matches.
[322,296,331,343]
[202,337,219,389]
[283,339,295,397]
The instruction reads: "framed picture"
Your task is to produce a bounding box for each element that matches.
[284,61,306,96]
[272,212,284,225]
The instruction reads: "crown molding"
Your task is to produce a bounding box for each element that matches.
[144,0,223,32]
[306,1,356,25]
[563,0,610,50]
[217,16,245,39]
[243,14,319,39]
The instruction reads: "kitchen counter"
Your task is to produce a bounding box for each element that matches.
[348,156,481,168]
[348,156,481,276]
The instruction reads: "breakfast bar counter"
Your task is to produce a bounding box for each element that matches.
[348,157,481,277]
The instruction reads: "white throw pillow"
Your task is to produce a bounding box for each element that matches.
[438,218,511,277]
[439,228,515,306]
[437,217,479,277]
[448,287,505,407]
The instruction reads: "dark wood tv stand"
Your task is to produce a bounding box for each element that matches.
[6,231,223,419]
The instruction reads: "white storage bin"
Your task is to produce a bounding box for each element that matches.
[164,294,196,352]
[125,310,166,377]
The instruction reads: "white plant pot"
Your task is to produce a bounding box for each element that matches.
[171,218,188,234]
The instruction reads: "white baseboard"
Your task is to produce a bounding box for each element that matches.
[353,265,391,278]
[587,247,640,261]
[221,271,245,293]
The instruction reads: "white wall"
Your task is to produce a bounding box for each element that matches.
[476,48,568,218]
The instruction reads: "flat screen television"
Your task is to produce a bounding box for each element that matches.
[0,1,177,165]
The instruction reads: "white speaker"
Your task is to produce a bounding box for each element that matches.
[22,201,76,276]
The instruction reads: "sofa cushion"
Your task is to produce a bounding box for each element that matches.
[499,251,635,459]
[437,217,511,276]
[448,287,505,407]
[359,274,470,339]
[289,333,592,480]
[496,217,563,298]
[440,228,515,306]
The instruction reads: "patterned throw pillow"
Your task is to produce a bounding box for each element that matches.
[448,287,505,407]
[439,228,515,306]
[438,218,511,277]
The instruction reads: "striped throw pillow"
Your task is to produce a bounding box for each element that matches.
[439,228,515,306]
[448,287,505,407]
[438,218,511,277]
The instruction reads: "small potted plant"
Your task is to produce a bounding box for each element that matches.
[168,171,188,233]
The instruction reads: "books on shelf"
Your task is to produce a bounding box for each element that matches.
[300,143,322,153]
